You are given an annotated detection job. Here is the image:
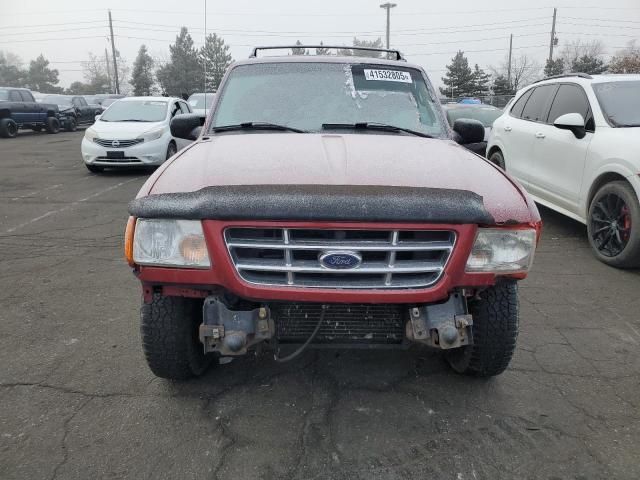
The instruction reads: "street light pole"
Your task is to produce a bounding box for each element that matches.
[379,3,397,50]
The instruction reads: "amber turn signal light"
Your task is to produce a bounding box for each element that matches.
[124,216,136,266]
[179,234,208,264]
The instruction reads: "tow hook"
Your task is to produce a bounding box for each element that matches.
[199,297,274,355]
[406,293,473,349]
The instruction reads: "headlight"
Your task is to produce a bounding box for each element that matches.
[84,127,98,142]
[133,219,210,268]
[466,228,536,273]
[138,126,165,142]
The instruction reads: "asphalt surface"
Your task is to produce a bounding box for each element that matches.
[1,130,639,480]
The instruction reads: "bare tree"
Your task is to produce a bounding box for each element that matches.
[490,53,541,91]
[559,40,605,69]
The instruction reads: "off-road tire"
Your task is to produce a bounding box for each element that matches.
[140,294,213,380]
[85,164,104,173]
[45,116,60,134]
[587,181,640,268]
[0,118,18,138]
[446,281,519,377]
[65,117,77,132]
[488,149,505,169]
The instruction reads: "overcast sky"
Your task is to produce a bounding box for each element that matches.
[1,0,639,91]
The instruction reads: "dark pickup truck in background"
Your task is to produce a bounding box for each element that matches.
[0,87,61,138]
[40,94,101,131]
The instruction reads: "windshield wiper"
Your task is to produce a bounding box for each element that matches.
[212,122,307,133]
[321,122,434,138]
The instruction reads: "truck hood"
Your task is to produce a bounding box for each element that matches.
[144,133,537,224]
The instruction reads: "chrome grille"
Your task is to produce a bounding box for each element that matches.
[94,138,144,148]
[225,228,455,289]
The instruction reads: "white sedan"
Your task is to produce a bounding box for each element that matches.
[81,96,194,173]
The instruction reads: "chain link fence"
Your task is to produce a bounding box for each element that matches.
[440,95,515,108]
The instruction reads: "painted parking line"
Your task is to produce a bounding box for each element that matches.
[3,177,142,234]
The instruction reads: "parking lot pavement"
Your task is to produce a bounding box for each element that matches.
[0,131,638,480]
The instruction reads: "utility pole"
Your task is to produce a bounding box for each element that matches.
[108,10,120,94]
[104,48,112,92]
[507,33,513,87]
[379,3,397,50]
[548,7,557,62]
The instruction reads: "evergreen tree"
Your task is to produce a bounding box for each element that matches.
[130,45,155,96]
[439,51,475,97]
[572,55,607,75]
[291,40,307,56]
[471,64,490,96]
[315,41,330,56]
[200,33,233,91]
[156,27,204,96]
[27,54,62,93]
[0,51,27,87]
[352,37,383,58]
[544,58,565,77]
[491,75,515,96]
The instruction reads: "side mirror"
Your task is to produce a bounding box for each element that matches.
[553,113,586,139]
[94,114,101,121]
[170,113,202,140]
[452,118,485,144]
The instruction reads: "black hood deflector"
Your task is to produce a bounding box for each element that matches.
[128,185,495,224]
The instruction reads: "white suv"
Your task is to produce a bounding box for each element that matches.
[487,74,640,268]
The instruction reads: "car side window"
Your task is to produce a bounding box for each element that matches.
[20,91,35,102]
[547,84,594,131]
[509,89,533,119]
[78,97,88,107]
[72,97,82,107]
[9,90,22,101]
[521,85,557,123]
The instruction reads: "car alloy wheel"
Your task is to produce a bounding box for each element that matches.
[589,192,631,257]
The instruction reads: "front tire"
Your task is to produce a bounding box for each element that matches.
[446,281,519,377]
[587,181,640,268]
[488,149,505,169]
[65,117,77,132]
[0,118,18,138]
[45,116,60,134]
[166,141,177,160]
[141,294,214,380]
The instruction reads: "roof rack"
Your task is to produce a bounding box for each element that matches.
[250,45,404,61]
[532,72,593,84]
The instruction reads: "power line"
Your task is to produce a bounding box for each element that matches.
[0,25,108,37]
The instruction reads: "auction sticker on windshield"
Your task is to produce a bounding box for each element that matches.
[363,69,412,83]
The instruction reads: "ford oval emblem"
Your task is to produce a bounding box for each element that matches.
[319,250,362,270]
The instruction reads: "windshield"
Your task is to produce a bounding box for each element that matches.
[211,62,446,136]
[593,81,640,127]
[43,95,72,106]
[0,89,8,101]
[100,100,167,122]
[101,98,118,108]
[188,93,215,109]
[446,107,501,127]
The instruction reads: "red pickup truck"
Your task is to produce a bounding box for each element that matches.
[125,46,541,380]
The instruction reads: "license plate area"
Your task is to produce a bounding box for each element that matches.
[106,151,124,159]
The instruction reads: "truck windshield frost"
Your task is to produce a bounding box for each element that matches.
[212,62,447,137]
